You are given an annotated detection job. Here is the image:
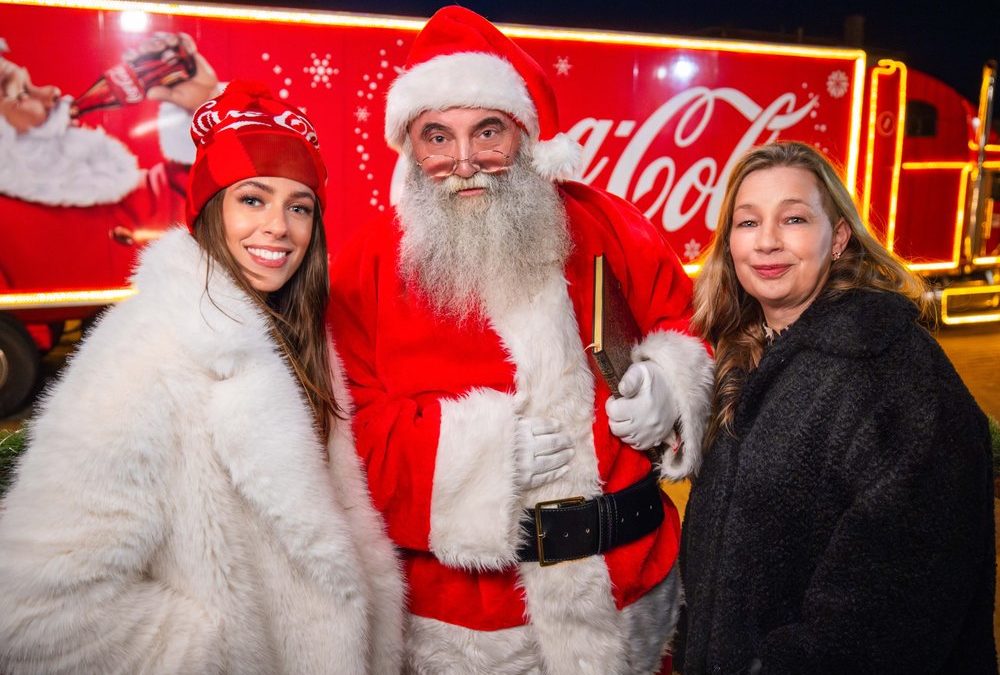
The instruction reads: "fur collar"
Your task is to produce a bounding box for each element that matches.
[767,289,917,360]
[131,228,277,377]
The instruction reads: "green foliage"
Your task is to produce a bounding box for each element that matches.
[0,427,26,497]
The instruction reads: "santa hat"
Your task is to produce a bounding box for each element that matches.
[186,80,326,229]
[385,5,582,181]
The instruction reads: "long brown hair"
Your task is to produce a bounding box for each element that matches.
[194,191,341,440]
[692,140,932,445]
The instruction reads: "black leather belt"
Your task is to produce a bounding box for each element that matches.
[517,471,664,566]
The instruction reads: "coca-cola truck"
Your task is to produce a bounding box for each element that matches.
[0,0,997,417]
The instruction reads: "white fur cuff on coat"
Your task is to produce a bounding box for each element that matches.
[157,101,196,164]
[633,330,714,480]
[430,387,522,571]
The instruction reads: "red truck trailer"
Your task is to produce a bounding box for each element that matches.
[0,0,996,417]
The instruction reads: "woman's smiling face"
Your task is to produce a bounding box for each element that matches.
[728,165,849,330]
[222,176,316,294]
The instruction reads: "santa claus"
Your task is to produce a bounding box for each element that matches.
[328,6,713,674]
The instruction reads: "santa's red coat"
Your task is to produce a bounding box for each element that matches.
[329,180,712,670]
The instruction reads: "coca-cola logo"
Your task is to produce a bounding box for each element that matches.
[106,64,144,104]
[570,87,817,234]
[191,100,320,148]
[389,87,820,245]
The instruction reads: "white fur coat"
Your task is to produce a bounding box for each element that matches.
[0,229,404,674]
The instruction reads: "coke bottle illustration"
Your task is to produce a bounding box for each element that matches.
[71,33,197,118]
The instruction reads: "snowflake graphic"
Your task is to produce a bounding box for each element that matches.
[260,53,294,99]
[684,239,701,261]
[354,40,408,213]
[303,52,338,90]
[553,56,572,76]
[826,70,849,99]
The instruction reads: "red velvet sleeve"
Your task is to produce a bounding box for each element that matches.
[327,227,441,552]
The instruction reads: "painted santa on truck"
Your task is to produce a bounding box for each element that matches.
[0,33,217,296]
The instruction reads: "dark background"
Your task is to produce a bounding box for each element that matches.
[265,0,996,105]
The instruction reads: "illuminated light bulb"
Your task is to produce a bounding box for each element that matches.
[119,10,149,32]
[671,57,697,81]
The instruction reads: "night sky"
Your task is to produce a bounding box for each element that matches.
[280,0,995,106]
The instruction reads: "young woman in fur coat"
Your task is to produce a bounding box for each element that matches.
[679,141,996,674]
[0,82,403,675]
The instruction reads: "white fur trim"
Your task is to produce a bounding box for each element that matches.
[404,572,681,675]
[485,273,628,675]
[622,567,682,670]
[406,617,542,674]
[0,97,140,206]
[385,52,538,151]
[326,343,405,674]
[131,229,270,375]
[531,132,583,181]
[430,387,522,571]
[157,101,196,164]
[632,330,714,480]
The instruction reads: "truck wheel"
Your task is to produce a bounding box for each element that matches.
[0,317,40,419]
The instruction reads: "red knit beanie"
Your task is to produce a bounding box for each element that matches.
[185,80,327,229]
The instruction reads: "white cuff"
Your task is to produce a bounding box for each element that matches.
[633,330,714,480]
[157,101,195,164]
[429,387,522,571]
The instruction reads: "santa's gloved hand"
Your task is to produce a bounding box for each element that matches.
[606,361,678,450]
[514,417,575,490]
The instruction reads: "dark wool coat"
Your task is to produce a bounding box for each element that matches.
[679,289,996,675]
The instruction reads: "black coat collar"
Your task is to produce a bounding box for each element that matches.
[734,290,918,432]
[768,289,917,360]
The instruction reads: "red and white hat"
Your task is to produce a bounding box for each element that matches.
[185,80,327,228]
[385,5,582,181]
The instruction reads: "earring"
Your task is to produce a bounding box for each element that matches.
[832,250,841,261]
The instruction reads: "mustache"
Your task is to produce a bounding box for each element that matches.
[440,172,498,194]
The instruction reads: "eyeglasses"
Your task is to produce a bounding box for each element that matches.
[416,149,512,178]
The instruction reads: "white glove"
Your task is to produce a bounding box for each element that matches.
[606,361,678,451]
[513,417,575,490]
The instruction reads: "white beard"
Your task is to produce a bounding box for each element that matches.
[397,153,570,321]
[0,97,141,206]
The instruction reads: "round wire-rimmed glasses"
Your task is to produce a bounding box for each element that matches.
[416,149,512,178]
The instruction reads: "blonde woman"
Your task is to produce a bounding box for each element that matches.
[0,82,403,674]
[679,141,995,674]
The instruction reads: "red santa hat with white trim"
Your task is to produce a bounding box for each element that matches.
[385,5,582,181]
